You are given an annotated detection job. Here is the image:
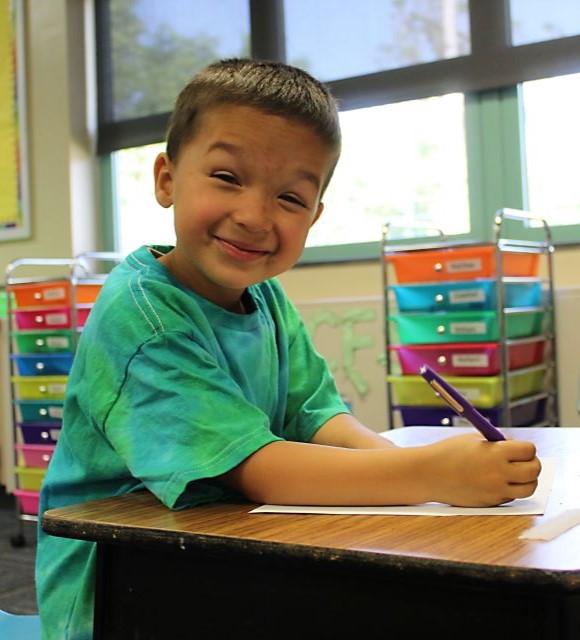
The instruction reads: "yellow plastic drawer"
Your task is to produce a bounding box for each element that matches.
[11,375,68,400]
[388,368,545,408]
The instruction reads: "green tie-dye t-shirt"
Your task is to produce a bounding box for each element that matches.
[36,245,347,639]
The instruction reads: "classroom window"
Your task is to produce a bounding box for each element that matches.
[521,73,580,228]
[113,94,469,256]
[284,0,470,82]
[96,0,580,259]
[308,94,469,249]
[510,0,580,46]
[104,0,250,122]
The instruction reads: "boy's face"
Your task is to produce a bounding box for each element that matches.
[154,105,337,311]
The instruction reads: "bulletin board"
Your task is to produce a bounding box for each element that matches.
[0,0,30,240]
[294,295,389,432]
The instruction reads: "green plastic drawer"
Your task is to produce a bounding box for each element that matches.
[390,310,544,344]
[12,330,73,354]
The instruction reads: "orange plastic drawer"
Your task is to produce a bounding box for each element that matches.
[8,279,102,307]
[75,282,103,304]
[387,246,539,283]
[9,280,70,307]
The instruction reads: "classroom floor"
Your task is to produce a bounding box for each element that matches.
[0,487,38,614]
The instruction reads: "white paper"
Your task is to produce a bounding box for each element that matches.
[250,457,555,517]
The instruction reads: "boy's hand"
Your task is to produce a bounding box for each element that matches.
[426,434,541,507]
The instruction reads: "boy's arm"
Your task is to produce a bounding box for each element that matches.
[308,412,398,449]
[220,432,541,508]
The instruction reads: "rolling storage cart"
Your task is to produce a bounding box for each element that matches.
[382,209,559,431]
[5,252,122,546]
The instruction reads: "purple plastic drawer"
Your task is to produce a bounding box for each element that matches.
[396,398,546,427]
[392,338,545,376]
[18,422,62,445]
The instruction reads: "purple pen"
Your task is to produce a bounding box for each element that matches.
[419,365,506,442]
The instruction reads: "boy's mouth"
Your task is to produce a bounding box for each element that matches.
[215,236,272,261]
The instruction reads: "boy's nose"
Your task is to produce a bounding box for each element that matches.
[231,197,273,233]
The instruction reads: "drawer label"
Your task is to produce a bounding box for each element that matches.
[451,354,490,367]
[48,406,63,419]
[46,337,70,349]
[43,287,67,301]
[452,416,473,427]
[47,384,66,395]
[455,387,481,401]
[445,258,482,273]
[449,288,486,304]
[45,313,68,326]
[50,428,61,440]
[450,322,486,335]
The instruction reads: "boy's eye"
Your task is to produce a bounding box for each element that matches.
[212,172,239,185]
[280,193,306,208]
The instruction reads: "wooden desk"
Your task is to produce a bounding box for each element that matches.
[43,427,580,639]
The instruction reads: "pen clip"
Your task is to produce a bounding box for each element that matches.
[429,379,464,414]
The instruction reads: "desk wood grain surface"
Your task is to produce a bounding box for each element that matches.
[43,427,580,590]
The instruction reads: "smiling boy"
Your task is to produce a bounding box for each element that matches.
[36,59,541,639]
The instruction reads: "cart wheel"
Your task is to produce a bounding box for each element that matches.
[9,533,26,548]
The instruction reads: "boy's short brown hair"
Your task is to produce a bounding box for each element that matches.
[166,58,341,173]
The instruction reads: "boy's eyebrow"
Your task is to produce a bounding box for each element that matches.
[207,141,321,191]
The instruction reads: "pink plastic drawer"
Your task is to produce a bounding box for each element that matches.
[392,338,545,376]
[13,489,40,515]
[13,306,91,330]
[15,443,55,468]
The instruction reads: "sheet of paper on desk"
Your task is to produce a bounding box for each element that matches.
[250,457,556,517]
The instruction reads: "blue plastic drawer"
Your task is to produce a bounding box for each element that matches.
[390,280,542,313]
[11,353,73,376]
[390,310,544,344]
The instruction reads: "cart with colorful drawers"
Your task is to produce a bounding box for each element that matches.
[5,253,122,546]
[382,209,559,431]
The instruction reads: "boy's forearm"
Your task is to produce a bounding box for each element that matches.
[221,440,433,507]
[309,413,398,450]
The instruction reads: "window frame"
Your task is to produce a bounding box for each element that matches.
[95,0,580,261]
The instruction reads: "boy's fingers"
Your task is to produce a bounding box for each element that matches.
[507,479,539,500]
[504,440,538,461]
[508,459,542,484]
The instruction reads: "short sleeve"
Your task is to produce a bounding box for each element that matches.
[103,331,282,508]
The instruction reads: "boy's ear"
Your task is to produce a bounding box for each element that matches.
[310,202,324,227]
[154,153,174,208]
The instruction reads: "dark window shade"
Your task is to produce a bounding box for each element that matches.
[95,0,580,155]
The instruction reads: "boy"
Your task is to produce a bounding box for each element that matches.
[36,59,541,639]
